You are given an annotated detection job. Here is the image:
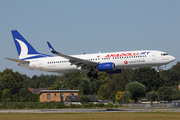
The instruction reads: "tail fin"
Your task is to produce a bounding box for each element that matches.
[11,30,41,60]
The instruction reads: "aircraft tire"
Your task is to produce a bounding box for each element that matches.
[93,73,98,78]
[87,72,93,77]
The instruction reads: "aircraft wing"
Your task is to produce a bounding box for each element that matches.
[47,42,98,69]
[4,58,30,64]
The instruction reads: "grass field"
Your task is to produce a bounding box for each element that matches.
[0,112,180,120]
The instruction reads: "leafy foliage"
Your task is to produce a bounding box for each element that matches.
[125,81,146,102]
[106,102,114,107]
[115,91,123,102]
[121,91,132,103]
[146,91,158,104]
[157,86,173,101]
[130,67,164,92]
[0,62,180,102]
[80,78,91,95]
[80,96,90,104]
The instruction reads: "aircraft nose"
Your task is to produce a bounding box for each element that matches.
[170,56,176,62]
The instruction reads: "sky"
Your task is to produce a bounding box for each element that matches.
[0,0,180,77]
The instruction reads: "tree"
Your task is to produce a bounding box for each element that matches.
[29,93,39,102]
[80,78,91,95]
[115,91,123,102]
[80,96,90,104]
[0,69,24,95]
[121,91,132,103]
[97,72,111,85]
[158,86,173,101]
[130,67,164,92]
[18,88,32,102]
[160,69,180,87]
[97,85,107,100]
[1,89,11,102]
[49,81,64,90]
[146,91,158,105]
[62,72,83,90]
[125,81,146,102]
[100,73,128,101]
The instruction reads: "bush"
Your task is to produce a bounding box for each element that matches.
[94,103,106,108]
[39,104,52,109]
[82,104,89,108]
[56,101,65,109]
[114,104,119,108]
[81,103,95,108]
[106,102,114,108]
[12,103,25,109]
[75,104,81,108]
[88,102,94,108]
[70,103,76,108]
[0,104,7,109]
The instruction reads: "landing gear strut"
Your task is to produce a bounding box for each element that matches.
[157,66,160,72]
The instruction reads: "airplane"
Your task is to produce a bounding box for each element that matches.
[5,30,175,78]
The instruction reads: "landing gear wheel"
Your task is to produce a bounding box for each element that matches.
[93,73,98,78]
[87,72,93,77]
[157,66,160,72]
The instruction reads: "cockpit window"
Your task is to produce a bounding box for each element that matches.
[161,53,168,56]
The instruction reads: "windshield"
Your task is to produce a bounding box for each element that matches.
[161,53,168,56]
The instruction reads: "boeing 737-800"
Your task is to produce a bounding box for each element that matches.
[5,30,175,78]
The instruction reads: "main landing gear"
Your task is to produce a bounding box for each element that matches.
[87,72,98,78]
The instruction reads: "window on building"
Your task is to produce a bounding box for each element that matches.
[47,94,51,99]
[60,94,64,101]
[54,93,57,96]
[70,93,74,96]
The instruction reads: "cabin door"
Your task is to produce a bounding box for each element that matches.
[152,53,156,60]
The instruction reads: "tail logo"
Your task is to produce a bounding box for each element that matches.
[15,38,39,59]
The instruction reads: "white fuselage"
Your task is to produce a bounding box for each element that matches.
[19,50,175,73]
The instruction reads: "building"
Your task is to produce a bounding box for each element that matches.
[38,90,79,102]
[29,88,48,94]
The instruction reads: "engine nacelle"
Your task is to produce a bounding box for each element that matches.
[97,62,115,71]
[107,69,124,74]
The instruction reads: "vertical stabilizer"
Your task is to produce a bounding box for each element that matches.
[11,30,41,60]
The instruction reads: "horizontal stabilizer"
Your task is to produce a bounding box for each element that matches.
[4,58,30,63]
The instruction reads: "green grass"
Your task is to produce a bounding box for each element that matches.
[0,112,180,120]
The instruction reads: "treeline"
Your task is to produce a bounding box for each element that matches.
[0,69,39,102]
[0,62,180,102]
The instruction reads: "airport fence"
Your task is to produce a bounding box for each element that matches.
[0,102,66,109]
[121,100,180,108]
[0,101,180,109]
[0,102,110,109]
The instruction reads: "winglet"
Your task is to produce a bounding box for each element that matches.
[47,42,58,54]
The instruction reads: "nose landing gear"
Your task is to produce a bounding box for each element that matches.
[157,66,160,72]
